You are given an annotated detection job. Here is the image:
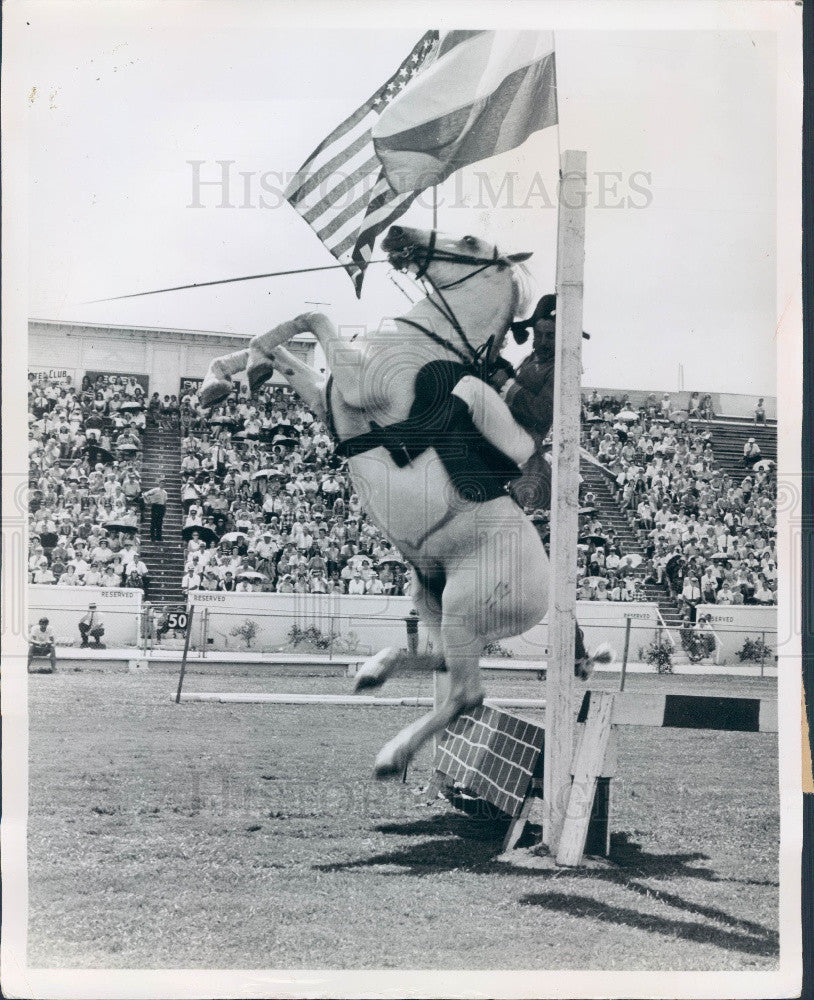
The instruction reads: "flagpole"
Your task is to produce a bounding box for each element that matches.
[553,31,563,161]
[432,184,438,230]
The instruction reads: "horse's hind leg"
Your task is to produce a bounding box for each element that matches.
[200,349,248,409]
[373,574,484,778]
[373,627,483,779]
[354,572,443,691]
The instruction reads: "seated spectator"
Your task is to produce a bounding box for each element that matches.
[742,437,762,468]
[754,398,766,425]
[28,617,57,672]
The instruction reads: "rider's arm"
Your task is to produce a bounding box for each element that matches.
[501,361,555,440]
[451,376,535,468]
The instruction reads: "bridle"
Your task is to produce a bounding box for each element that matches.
[389,230,516,377]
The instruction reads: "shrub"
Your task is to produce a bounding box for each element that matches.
[287,624,332,650]
[737,637,772,663]
[482,641,514,658]
[641,634,674,673]
[231,619,258,649]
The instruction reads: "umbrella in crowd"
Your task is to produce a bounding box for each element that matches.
[665,553,684,571]
[83,444,114,464]
[252,468,284,480]
[182,524,218,544]
[670,410,688,424]
[272,435,298,448]
[219,531,248,544]
[615,410,639,422]
[116,441,140,453]
[579,505,598,516]
[118,400,143,411]
[580,533,607,546]
[267,423,297,438]
[103,519,139,535]
[237,570,268,581]
[753,459,775,471]
[618,553,643,570]
[377,556,406,568]
[711,552,731,562]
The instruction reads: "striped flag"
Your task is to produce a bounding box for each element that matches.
[372,31,558,194]
[285,31,439,297]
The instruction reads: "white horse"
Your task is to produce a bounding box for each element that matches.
[200,225,608,777]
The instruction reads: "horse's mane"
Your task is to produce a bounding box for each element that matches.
[507,258,536,322]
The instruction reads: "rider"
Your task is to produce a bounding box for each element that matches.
[491,293,605,675]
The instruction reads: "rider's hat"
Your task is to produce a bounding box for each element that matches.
[510,294,591,345]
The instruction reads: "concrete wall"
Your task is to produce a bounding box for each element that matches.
[584,386,776,421]
[28,321,315,399]
[187,591,661,659]
[695,604,778,663]
[29,585,143,646]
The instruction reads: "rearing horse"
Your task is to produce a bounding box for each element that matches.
[200,226,607,777]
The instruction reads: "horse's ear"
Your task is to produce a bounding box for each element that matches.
[506,251,533,263]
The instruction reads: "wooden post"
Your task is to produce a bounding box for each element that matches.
[620,616,632,692]
[174,606,195,704]
[542,149,588,854]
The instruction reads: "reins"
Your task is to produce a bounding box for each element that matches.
[392,231,510,378]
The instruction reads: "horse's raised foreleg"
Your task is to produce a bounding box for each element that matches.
[248,312,371,410]
[246,312,337,395]
[200,349,248,409]
[263,344,328,422]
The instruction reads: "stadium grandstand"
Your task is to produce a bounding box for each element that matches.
[27,319,777,653]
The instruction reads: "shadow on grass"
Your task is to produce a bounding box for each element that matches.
[315,812,510,874]
[315,819,779,958]
[518,890,778,958]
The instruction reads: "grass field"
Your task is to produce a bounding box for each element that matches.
[27,662,779,971]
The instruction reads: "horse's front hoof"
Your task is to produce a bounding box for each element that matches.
[247,360,275,396]
[373,746,408,780]
[199,378,232,409]
[575,643,614,681]
[353,672,384,692]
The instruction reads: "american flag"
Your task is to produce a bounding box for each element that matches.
[285,31,439,297]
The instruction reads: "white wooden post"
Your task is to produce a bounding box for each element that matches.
[542,149,587,853]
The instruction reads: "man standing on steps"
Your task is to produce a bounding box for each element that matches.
[143,478,168,542]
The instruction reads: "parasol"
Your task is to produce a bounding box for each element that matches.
[182,525,218,544]
[219,531,248,544]
[618,553,643,569]
[377,556,405,568]
[615,409,640,422]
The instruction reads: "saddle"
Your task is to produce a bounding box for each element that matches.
[335,360,522,503]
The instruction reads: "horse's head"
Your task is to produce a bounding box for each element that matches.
[383,225,535,361]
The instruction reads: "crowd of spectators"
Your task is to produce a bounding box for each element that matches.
[28,373,148,590]
[28,369,777,615]
[177,381,410,596]
[579,390,777,618]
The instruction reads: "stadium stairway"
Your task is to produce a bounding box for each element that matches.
[703,419,777,480]
[579,458,684,631]
[139,423,185,605]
